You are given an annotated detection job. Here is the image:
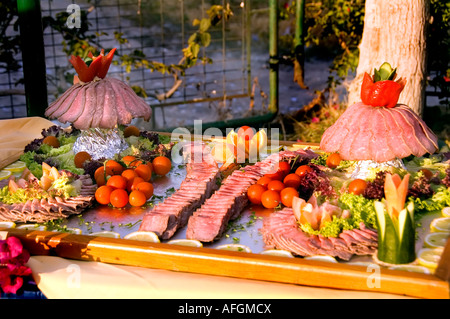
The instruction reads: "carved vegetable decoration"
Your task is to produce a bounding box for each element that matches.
[374,173,415,264]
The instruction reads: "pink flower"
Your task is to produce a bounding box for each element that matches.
[0,237,31,295]
[311,117,320,123]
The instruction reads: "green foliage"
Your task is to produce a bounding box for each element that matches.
[280,0,365,88]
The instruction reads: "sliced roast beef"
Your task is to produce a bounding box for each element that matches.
[186,149,319,242]
[138,142,220,239]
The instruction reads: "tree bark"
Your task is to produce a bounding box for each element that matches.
[347,0,429,117]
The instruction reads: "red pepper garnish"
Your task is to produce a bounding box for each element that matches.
[360,71,406,108]
[69,48,116,83]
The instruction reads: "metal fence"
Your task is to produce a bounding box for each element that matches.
[1,0,275,130]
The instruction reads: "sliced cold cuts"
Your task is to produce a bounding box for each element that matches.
[260,207,377,260]
[186,149,318,242]
[0,174,96,223]
[138,142,220,239]
[320,102,438,163]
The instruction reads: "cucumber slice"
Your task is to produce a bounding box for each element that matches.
[374,62,397,82]
[374,201,386,261]
[398,207,416,263]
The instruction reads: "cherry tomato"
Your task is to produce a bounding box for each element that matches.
[106,175,128,190]
[121,169,138,183]
[105,160,124,175]
[127,176,145,192]
[129,190,147,207]
[95,185,113,205]
[348,179,368,195]
[152,156,172,176]
[257,175,273,188]
[280,187,299,208]
[419,168,433,180]
[261,190,281,209]
[283,173,302,189]
[134,163,152,182]
[94,166,107,186]
[295,165,313,177]
[237,125,254,141]
[247,184,267,205]
[326,153,342,169]
[267,180,285,192]
[74,151,92,169]
[264,170,284,181]
[277,161,291,178]
[122,155,141,168]
[110,188,129,208]
[135,182,154,200]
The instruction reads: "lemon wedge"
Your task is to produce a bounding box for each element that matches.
[304,255,338,263]
[0,221,16,229]
[167,239,203,247]
[260,249,294,258]
[124,231,160,243]
[388,264,431,274]
[442,207,450,218]
[65,227,83,235]
[430,217,450,233]
[417,247,444,270]
[89,231,120,238]
[3,161,26,173]
[16,224,47,231]
[216,244,251,253]
[424,232,450,248]
[0,170,12,181]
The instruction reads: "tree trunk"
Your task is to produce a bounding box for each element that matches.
[347,0,429,117]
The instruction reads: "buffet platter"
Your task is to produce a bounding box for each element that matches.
[1,57,449,299]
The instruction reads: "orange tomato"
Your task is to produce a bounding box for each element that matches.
[135,182,154,200]
[123,125,140,138]
[348,179,368,196]
[152,156,172,176]
[280,187,299,208]
[74,151,92,169]
[95,185,113,205]
[106,175,128,190]
[261,190,281,209]
[267,180,285,192]
[110,188,128,208]
[283,173,301,189]
[122,155,142,168]
[264,171,283,181]
[121,169,138,183]
[129,190,147,207]
[134,163,152,182]
[256,175,273,188]
[94,166,106,186]
[42,135,60,148]
[277,161,291,178]
[247,184,267,205]
[326,153,342,169]
[127,176,145,192]
[295,165,313,177]
[105,160,124,175]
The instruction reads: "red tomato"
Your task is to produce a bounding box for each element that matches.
[264,170,283,181]
[277,161,291,178]
[326,153,342,169]
[237,125,254,141]
[280,187,299,208]
[295,165,313,177]
[110,188,129,208]
[106,175,128,190]
[283,173,302,189]
[348,179,368,195]
[261,190,281,209]
[267,180,285,192]
[95,185,113,205]
[247,184,267,205]
[257,175,273,187]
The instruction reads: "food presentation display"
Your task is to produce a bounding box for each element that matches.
[1,60,449,298]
